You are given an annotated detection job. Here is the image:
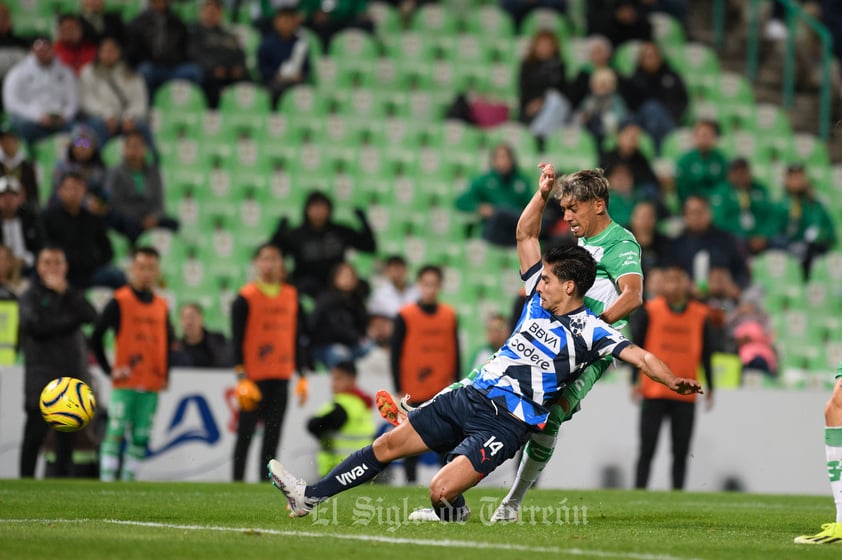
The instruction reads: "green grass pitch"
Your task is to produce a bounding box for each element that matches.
[0,479,838,559]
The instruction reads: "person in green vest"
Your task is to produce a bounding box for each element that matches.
[455,143,534,247]
[674,119,728,205]
[708,158,777,255]
[307,360,376,477]
[771,163,837,279]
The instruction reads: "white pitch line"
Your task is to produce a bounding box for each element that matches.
[1,518,701,560]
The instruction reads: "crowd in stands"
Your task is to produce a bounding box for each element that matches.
[0,0,838,390]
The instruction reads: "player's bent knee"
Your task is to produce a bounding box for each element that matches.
[826,380,842,425]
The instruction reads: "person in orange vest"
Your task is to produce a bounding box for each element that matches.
[231,242,309,482]
[631,261,715,490]
[91,245,174,482]
[390,264,460,484]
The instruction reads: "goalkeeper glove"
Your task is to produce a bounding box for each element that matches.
[235,378,262,412]
[294,377,309,406]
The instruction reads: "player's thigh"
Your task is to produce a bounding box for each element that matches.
[372,419,431,462]
[129,391,159,444]
[105,388,132,436]
[827,378,842,425]
[429,455,483,502]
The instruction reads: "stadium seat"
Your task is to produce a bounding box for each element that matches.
[544,126,598,171]
[659,127,694,161]
[650,12,686,50]
[463,5,515,38]
[328,29,380,60]
[753,103,795,162]
[218,83,272,131]
[612,40,643,76]
[369,1,402,38]
[791,132,830,168]
[410,4,461,35]
[153,79,207,113]
[520,9,574,40]
[749,250,804,313]
[715,72,757,131]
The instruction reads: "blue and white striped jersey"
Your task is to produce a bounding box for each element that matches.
[471,262,630,429]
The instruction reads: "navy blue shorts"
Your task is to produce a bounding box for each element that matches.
[407,386,530,477]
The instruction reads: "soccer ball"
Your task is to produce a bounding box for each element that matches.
[39,377,97,432]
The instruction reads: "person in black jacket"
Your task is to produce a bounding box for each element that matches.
[599,119,659,198]
[623,41,688,150]
[124,0,202,98]
[270,190,376,300]
[0,175,44,275]
[175,301,233,368]
[0,125,39,211]
[79,0,125,46]
[308,261,372,369]
[42,171,125,289]
[518,29,571,141]
[19,245,98,477]
[189,0,248,109]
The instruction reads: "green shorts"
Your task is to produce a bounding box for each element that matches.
[102,388,159,455]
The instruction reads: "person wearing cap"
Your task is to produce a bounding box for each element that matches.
[771,163,837,278]
[79,36,156,155]
[189,0,249,109]
[708,158,777,255]
[2,36,78,146]
[0,125,39,211]
[269,190,376,299]
[257,6,311,110]
[0,175,45,274]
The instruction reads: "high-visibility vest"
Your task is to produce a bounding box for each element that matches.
[316,392,375,477]
[239,282,298,381]
[113,286,168,391]
[0,300,18,365]
[397,302,458,402]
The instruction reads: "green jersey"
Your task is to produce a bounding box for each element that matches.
[579,221,643,328]
[836,360,842,379]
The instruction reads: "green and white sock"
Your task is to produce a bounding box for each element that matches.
[100,453,119,482]
[502,432,557,508]
[826,427,842,523]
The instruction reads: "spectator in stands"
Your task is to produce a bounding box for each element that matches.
[80,0,125,46]
[190,0,249,109]
[708,158,776,255]
[53,14,97,75]
[605,163,639,228]
[469,312,510,370]
[772,163,837,279]
[231,0,295,34]
[701,266,740,351]
[0,175,44,275]
[575,67,627,144]
[0,243,27,295]
[0,125,39,211]
[2,36,78,147]
[176,302,233,368]
[79,37,155,155]
[455,143,533,248]
[675,120,727,205]
[368,255,420,320]
[624,41,688,150]
[299,0,375,52]
[309,261,373,369]
[518,29,572,141]
[629,200,670,297]
[124,0,202,99]
[51,125,108,209]
[258,7,311,110]
[600,118,659,198]
[42,171,125,289]
[569,34,612,108]
[598,0,653,48]
[501,0,567,31]
[0,3,29,110]
[270,190,376,299]
[731,292,777,379]
[105,130,179,243]
[670,195,750,294]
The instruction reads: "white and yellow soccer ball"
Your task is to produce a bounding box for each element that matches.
[39,377,97,432]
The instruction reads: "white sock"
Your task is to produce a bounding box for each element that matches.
[502,431,557,508]
[122,454,142,482]
[826,426,842,523]
[100,453,119,482]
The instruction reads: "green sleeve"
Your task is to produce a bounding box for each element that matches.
[602,239,643,280]
[455,176,483,212]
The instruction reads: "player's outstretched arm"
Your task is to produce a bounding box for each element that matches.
[618,344,703,396]
[516,162,554,274]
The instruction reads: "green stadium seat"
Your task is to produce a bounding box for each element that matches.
[650,12,686,50]
[520,9,574,40]
[753,103,794,162]
[384,31,437,63]
[659,127,694,160]
[369,1,403,38]
[601,128,656,161]
[715,72,756,131]
[668,43,720,100]
[278,85,325,117]
[464,5,515,38]
[153,79,207,113]
[410,4,461,35]
[563,37,591,80]
[485,122,538,160]
[749,250,804,312]
[218,83,272,132]
[328,29,380,60]
[612,40,642,76]
[790,132,830,168]
[544,126,598,171]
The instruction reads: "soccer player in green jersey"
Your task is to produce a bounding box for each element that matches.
[491,165,644,521]
[794,362,842,544]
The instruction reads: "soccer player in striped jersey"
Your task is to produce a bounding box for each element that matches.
[266,164,700,522]
[794,362,842,544]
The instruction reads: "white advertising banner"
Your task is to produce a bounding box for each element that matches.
[0,365,832,495]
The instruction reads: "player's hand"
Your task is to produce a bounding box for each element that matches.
[112,366,131,381]
[537,162,555,196]
[295,377,309,406]
[671,377,703,395]
[236,378,262,412]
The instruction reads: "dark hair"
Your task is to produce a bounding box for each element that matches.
[385,255,407,267]
[542,245,597,298]
[333,360,357,377]
[417,264,444,282]
[695,119,721,136]
[39,243,66,257]
[58,170,86,186]
[132,245,160,260]
[123,129,146,144]
[490,142,517,170]
[57,13,80,26]
[253,241,282,259]
[554,168,611,204]
[180,301,204,315]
